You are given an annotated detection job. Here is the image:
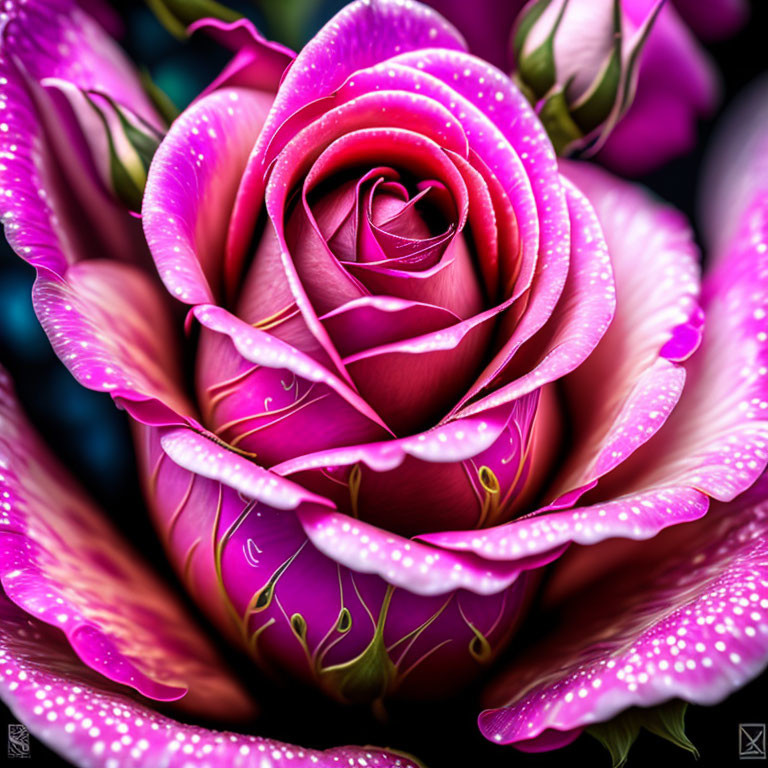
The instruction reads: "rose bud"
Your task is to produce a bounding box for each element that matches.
[513,0,663,154]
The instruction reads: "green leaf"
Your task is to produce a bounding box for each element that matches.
[587,699,698,768]
[146,0,242,40]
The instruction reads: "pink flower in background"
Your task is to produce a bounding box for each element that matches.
[0,0,766,766]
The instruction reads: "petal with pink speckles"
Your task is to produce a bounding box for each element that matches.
[143,87,273,305]
[159,427,332,511]
[455,179,615,417]
[0,369,254,716]
[420,486,709,561]
[228,0,467,263]
[544,162,701,498]
[294,505,564,597]
[478,500,768,747]
[32,261,196,427]
[0,591,418,767]
[275,393,545,536]
[0,0,158,274]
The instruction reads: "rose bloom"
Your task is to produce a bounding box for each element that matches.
[0,0,767,766]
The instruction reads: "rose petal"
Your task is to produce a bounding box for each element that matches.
[543,162,701,498]
[194,304,391,462]
[479,500,768,746]
[32,261,195,427]
[420,486,709,561]
[159,427,332,511]
[0,0,157,274]
[295,506,564,597]
[320,296,460,357]
[0,591,415,766]
[455,178,615,417]
[0,368,254,715]
[228,0,467,265]
[190,18,294,99]
[274,395,547,536]
[138,426,536,701]
[143,87,273,305]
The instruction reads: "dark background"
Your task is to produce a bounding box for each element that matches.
[0,0,766,765]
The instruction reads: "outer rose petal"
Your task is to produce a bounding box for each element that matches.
[190,18,294,99]
[0,369,254,716]
[0,594,417,767]
[0,0,157,274]
[479,499,768,747]
[32,261,196,427]
[137,426,535,701]
[143,87,274,305]
[422,158,767,563]
[548,161,701,498]
[455,178,614,416]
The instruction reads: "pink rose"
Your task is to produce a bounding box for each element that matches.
[0,0,766,765]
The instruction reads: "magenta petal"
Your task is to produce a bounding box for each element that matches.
[546,162,701,496]
[194,304,391,459]
[456,178,615,417]
[190,18,294,97]
[159,427,332,510]
[598,198,768,506]
[295,506,564,597]
[320,296,459,357]
[478,501,768,746]
[228,0,467,264]
[0,369,254,715]
[32,261,195,426]
[0,0,157,275]
[143,87,273,304]
[0,594,417,767]
[420,486,708,561]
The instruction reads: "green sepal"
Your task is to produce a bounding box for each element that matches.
[85,92,163,211]
[516,0,569,98]
[569,0,622,133]
[146,0,242,40]
[587,699,698,768]
[319,587,397,704]
[537,85,584,155]
[512,0,553,60]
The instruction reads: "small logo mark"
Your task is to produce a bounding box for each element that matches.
[740,723,767,760]
[7,723,30,759]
